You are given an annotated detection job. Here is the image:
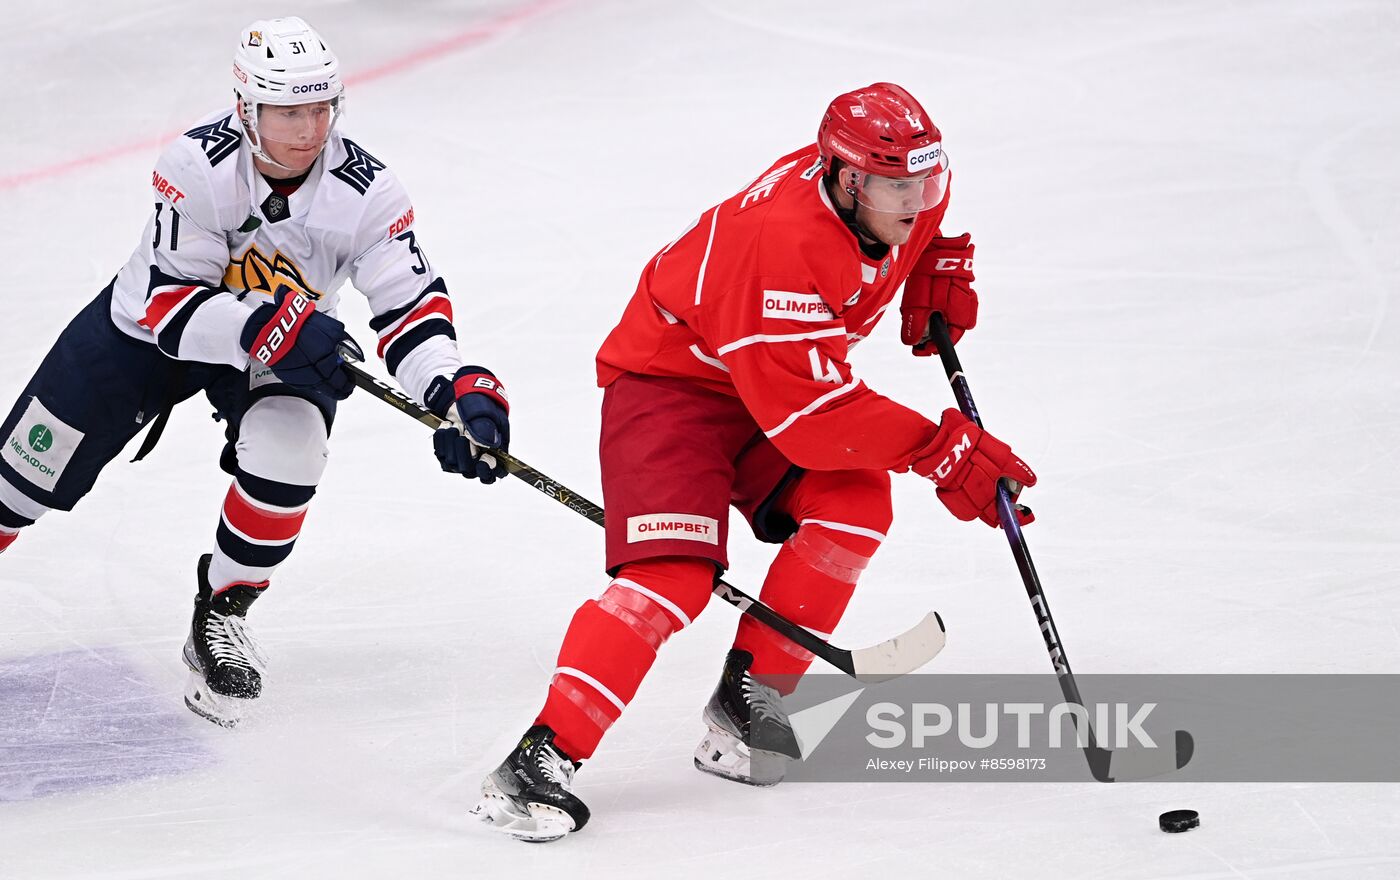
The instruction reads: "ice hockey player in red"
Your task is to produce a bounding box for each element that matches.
[0,18,509,727]
[472,82,1036,842]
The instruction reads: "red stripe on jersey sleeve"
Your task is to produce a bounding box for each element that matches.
[376,297,453,357]
[137,285,198,331]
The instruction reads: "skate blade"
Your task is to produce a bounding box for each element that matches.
[471,789,575,843]
[183,672,249,729]
[693,725,784,787]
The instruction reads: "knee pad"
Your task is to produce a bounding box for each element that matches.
[780,469,893,583]
[234,396,330,487]
[788,524,878,584]
[597,557,715,648]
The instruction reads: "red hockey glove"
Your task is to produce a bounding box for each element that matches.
[909,408,1036,528]
[900,233,978,356]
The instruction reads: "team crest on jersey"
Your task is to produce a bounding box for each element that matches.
[184,115,242,167]
[224,245,323,301]
[331,138,386,196]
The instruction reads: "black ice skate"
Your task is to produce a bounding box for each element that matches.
[471,725,590,843]
[694,649,802,786]
[182,554,268,728]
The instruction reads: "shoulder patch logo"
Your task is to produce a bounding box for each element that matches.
[331,138,386,196]
[184,115,242,167]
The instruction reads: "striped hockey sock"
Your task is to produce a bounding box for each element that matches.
[207,469,315,592]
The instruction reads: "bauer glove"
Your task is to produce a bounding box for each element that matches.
[425,366,510,484]
[240,285,359,400]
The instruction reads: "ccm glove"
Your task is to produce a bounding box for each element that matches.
[241,285,359,400]
[900,233,978,356]
[425,366,510,484]
[909,408,1036,528]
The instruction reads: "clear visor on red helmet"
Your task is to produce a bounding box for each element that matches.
[848,165,948,214]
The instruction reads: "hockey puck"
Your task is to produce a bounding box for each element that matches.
[1159,809,1199,833]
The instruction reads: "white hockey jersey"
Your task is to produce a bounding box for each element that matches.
[109,107,460,405]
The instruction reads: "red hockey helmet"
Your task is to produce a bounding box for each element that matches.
[819,83,948,213]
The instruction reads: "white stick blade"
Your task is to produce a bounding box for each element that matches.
[851,612,947,682]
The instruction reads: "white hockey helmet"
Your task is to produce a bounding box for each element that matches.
[233,17,344,167]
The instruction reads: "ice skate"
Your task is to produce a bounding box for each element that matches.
[182,554,268,728]
[471,725,590,843]
[694,649,801,786]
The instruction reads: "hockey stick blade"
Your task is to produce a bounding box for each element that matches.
[848,611,947,682]
[1087,730,1194,783]
[336,353,947,681]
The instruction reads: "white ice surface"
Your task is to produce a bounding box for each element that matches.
[2,1,1398,877]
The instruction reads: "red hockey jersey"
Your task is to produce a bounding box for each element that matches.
[596,145,950,472]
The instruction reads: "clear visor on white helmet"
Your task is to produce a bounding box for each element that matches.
[848,165,949,214]
[244,98,342,170]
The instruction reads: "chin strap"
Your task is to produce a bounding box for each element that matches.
[823,177,889,257]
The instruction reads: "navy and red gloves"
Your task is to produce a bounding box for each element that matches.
[241,285,359,399]
[425,366,511,484]
[900,233,978,356]
[909,408,1036,528]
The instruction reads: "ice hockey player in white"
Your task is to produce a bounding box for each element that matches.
[0,17,511,727]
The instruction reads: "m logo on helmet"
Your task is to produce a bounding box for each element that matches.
[907,142,943,173]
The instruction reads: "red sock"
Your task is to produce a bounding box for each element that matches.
[0,527,18,554]
[535,557,713,760]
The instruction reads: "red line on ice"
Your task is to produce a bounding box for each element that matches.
[0,0,568,192]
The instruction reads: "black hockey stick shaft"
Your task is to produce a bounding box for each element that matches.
[339,359,870,676]
[926,315,1192,780]
[925,315,1102,747]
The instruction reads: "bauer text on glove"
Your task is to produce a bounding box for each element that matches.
[240,284,359,400]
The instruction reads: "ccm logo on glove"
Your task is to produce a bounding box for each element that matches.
[926,431,974,484]
[930,257,973,272]
[249,290,313,366]
[908,408,1037,528]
